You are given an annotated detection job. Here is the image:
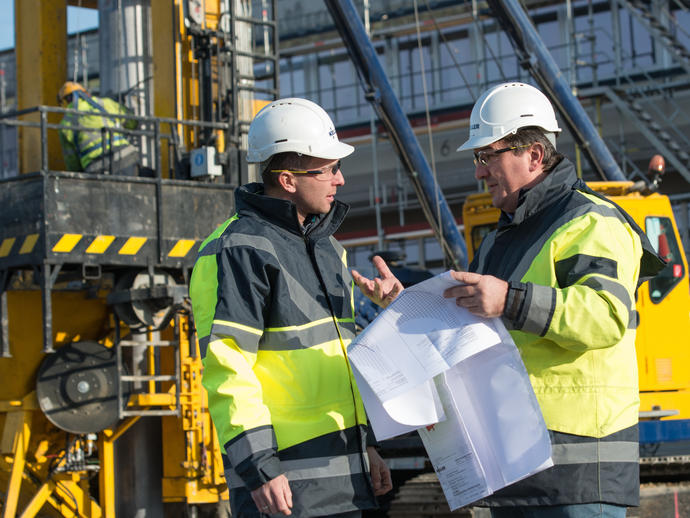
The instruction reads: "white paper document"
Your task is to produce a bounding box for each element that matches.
[348,271,553,510]
[348,271,503,403]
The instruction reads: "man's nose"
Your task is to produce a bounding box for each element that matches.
[474,163,488,181]
[334,169,345,186]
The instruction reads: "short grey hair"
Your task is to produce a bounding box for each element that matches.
[502,127,563,173]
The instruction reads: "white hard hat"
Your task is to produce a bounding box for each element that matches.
[457,82,561,151]
[246,97,354,163]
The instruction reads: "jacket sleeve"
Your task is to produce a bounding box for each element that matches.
[101,97,138,130]
[117,102,139,130]
[199,245,283,490]
[503,211,642,351]
[58,123,82,172]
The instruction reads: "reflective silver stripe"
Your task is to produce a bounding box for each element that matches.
[474,231,497,273]
[330,236,346,265]
[225,427,277,468]
[211,321,262,353]
[331,236,356,323]
[629,309,638,329]
[227,233,331,320]
[580,276,633,313]
[521,284,556,336]
[551,440,639,465]
[261,318,340,351]
[224,453,369,489]
[510,202,628,282]
[330,236,353,288]
[281,452,369,481]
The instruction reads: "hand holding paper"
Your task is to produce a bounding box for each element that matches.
[348,271,552,511]
[444,270,509,318]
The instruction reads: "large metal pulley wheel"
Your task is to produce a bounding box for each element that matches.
[36,341,123,434]
[113,269,178,328]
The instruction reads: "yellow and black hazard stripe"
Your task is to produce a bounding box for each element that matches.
[51,234,150,257]
[0,234,40,257]
[0,233,200,262]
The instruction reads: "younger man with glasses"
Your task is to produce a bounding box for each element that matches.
[190,98,391,518]
[353,83,663,518]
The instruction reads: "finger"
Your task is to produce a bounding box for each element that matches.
[273,488,291,516]
[384,280,403,302]
[374,277,384,302]
[455,294,476,306]
[351,270,374,292]
[370,462,382,492]
[283,478,293,509]
[376,465,393,495]
[443,285,473,299]
[372,256,395,280]
[449,270,481,285]
[456,298,482,315]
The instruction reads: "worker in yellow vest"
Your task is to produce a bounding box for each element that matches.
[190,98,392,517]
[57,81,140,176]
[354,82,666,518]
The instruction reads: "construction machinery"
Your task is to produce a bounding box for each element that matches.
[1,0,277,516]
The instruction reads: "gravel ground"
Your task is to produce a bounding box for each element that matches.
[628,482,690,518]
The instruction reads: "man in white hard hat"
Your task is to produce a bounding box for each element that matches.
[353,83,664,517]
[190,98,392,517]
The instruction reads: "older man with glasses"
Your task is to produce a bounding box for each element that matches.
[353,82,664,518]
[190,98,392,518]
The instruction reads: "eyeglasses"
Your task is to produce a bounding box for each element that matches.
[271,160,341,175]
[473,144,531,166]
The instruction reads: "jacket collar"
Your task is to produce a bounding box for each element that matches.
[499,157,576,228]
[495,159,666,282]
[235,182,349,238]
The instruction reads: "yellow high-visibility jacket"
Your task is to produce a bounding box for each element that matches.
[58,95,136,171]
[471,158,664,507]
[190,183,376,516]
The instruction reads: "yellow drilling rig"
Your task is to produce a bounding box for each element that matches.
[0,1,277,516]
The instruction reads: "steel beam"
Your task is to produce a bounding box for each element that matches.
[325,0,468,269]
[487,0,626,181]
[15,0,68,173]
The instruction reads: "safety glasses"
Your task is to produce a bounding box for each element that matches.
[473,144,531,166]
[271,160,341,175]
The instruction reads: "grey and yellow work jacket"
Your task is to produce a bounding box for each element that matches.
[58,95,136,172]
[471,158,664,507]
[190,183,377,516]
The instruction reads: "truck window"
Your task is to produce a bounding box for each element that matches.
[646,216,684,304]
[472,223,497,252]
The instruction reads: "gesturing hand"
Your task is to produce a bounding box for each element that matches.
[352,256,404,309]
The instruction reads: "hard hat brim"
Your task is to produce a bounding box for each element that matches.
[246,140,355,163]
[456,134,502,152]
[311,141,355,160]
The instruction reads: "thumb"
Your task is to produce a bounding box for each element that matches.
[449,270,481,285]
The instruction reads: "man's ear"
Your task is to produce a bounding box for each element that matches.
[528,142,545,171]
[277,171,298,193]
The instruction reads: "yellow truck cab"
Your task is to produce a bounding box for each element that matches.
[462,182,690,444]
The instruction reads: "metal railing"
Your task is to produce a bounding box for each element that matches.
[0,105,233,181]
